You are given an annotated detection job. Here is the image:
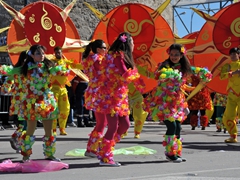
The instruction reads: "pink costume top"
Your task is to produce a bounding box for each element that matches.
[82,53,106,111]
[83,51,144,116]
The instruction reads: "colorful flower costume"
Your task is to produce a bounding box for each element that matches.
[187,75,212,129]
[82,53,107,155]
[0,62,62,160]
[1,75,27,151]
[86,51,144,164]
[51,58,82,135]
[144,60,212,159]
[220,60,240,142]
[213,92,227,132]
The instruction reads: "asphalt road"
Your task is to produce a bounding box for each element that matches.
[1,122,240,180]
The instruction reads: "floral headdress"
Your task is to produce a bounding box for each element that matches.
[180,46,186,54]
[119,34,127,42]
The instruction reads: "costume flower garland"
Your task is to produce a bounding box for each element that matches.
[191,66,212,83]
[43,132,57,157]
[144,67,184,121]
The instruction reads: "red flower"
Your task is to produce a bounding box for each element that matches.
[38,63,43,68]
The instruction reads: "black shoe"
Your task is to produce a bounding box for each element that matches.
[37,120,43,127]
[77,118,85,127]
[223,128,227,133]
[201,127,205,130]
[191,127,195,130]
[166,155,182,163]
[216,129,221,132]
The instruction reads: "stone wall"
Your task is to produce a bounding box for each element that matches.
[0,0,174,40]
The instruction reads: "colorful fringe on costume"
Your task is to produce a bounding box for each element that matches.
[190,114,198,127]
[20,131,35,158]
[97,138,115,163]
[176,138,183,157]
[86,131,103,154]
[42,133,57,158]
[11,124,24,150]
[162,135,178,157]
[200,115,208,127]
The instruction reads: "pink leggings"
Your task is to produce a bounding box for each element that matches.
[104,114,130,140]
[93,112,107,133]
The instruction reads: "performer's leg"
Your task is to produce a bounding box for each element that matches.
[190,110,198,130]
[20,120,37,162]
[163,120,182,162]
[58,91,70,135]
[223,94,238,143]
[85,112,107,157]
[98,114,121,166]
[132,96,148,139]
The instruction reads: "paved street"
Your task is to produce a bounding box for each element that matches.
[1,122,240,180]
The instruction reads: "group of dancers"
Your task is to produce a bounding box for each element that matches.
[0,31,239,166]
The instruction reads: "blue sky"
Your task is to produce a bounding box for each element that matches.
[173,1,233,37]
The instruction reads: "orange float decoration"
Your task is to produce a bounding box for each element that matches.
[190,7,230,95]
[0,0,87,81]
[183,31,199,65]
[84,1,194,93]
[213,2,240,55]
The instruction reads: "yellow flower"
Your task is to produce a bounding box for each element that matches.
[169,117,175,122]
[160,74,166,79]
[195,67,200,73]
[161,68,167,72]
[41,103,46,109]
[166,96,172,102]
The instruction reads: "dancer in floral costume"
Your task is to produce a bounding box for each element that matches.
[81,39,108,157]
[1,51,27,152]
[187,75,212,130]
[0,45,62,162]
[85,33,144,166]
[144,44,212,163]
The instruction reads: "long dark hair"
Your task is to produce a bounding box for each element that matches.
[21,44,54,76]
[108,32,135,69]
[15,50,27,67]
[82,39,105,59]
[165,44,192,75]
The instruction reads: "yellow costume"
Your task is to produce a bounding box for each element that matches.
[220,60,240,142]
[51,58,82,135]
[128,82,148,139]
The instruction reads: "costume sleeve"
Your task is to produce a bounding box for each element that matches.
[182,84,195,92]
[220,63,231,80]
[0,65,21,76]
[191,66,212,83]
[136,64,155,79]
[66,59,83,70]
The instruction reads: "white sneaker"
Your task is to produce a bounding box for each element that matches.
[84,151,97,158]
[99,160,121,167]
[166,156,182,163]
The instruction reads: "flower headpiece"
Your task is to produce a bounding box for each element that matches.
[181,47,186,54]
[119,34,127,43]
